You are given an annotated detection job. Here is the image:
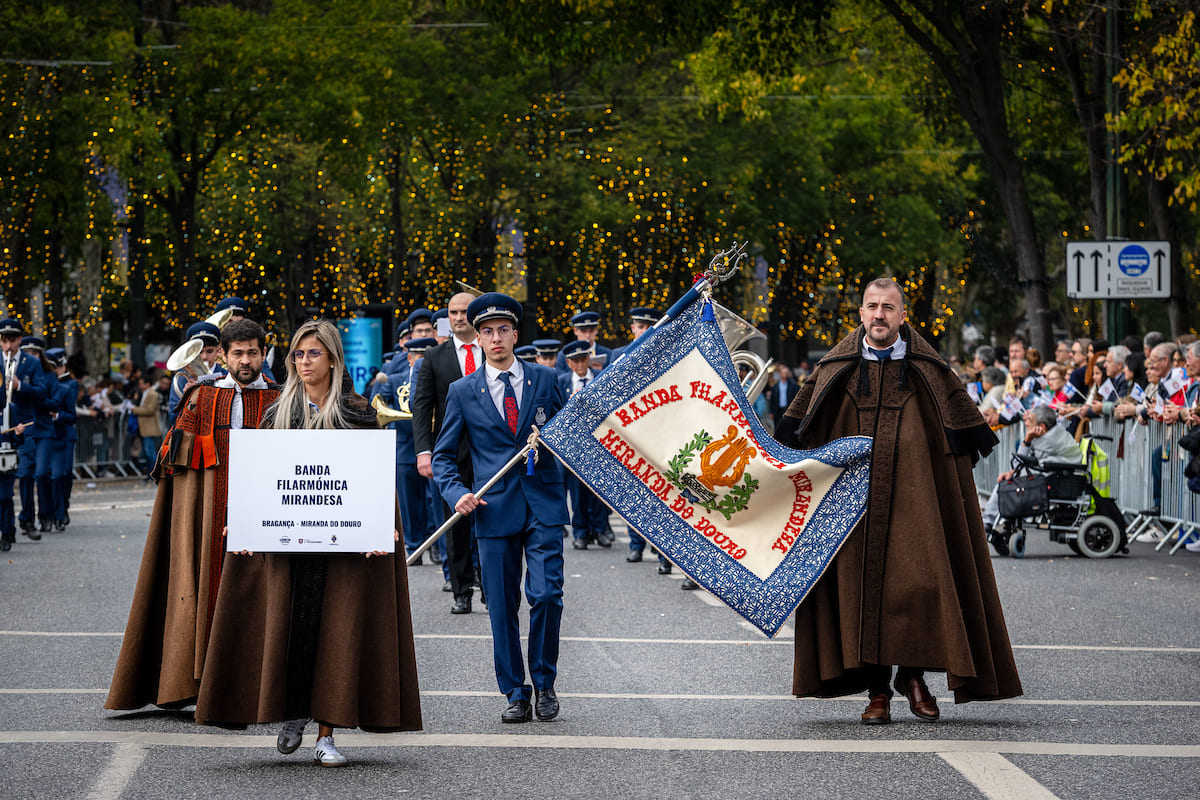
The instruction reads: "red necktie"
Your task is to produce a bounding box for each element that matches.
[463,343,477,375]
[501,372,518,434]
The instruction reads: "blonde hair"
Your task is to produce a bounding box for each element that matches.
[272,319,352,430]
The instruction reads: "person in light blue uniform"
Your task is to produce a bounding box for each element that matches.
[554,311,612,374]
[387,337,435,563]
[433,292,568,724]
[43,348,77,531]
[556,340,611,549]
[0,321,51,543]
[168,322,222,424]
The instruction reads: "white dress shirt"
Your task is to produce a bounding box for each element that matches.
[484,359,524,422]
[860,336,908,361]
[215,373,268,430]
[454,337,482,376]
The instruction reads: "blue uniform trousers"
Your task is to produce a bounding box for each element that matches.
[34,437,54,524]
[396,461,429,556]
[49,438,73,522]
[476,511,564,702]
[567,474,607,541]
[0,472,15,543]
[16,436,37,524]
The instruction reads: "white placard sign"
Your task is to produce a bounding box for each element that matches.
[227,429,396,553]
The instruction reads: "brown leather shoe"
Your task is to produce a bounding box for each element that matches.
[894,675,940,721]
[860,693,890,725]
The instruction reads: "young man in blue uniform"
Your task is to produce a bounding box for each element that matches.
[432,292,569,723]
[385,336,435,563]
[44,348,78,531]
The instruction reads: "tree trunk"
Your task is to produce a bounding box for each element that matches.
[1146,174,1189,336]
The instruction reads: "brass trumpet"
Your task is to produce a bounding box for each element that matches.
[371,383,413,426]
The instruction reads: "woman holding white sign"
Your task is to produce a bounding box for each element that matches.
[196,319,422,766]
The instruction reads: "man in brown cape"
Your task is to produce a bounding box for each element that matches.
[107,319,280,710]
[776,278,1022,724]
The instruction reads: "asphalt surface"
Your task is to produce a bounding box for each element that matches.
[1,479,1198,799]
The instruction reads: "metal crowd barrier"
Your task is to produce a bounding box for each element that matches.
[72,411,147,479]
[972,415,1200,554]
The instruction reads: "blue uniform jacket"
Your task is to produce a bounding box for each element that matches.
[53,376,79,441]
[0,352,51,426]
[432,362,569,538]
[383,360,420,465]
[555,343,612,374]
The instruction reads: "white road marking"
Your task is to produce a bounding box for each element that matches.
[2,630,1197,654]
[2,730,1198,759]
[86,742,146,800]
[5,687,1200,708]
[939,751,1062,800]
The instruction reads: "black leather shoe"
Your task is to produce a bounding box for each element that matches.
[19,518,32,533]
[38,518,50,533]
[0,540,11,552]
[657,561,672,575]
[409,554,423,566]
[501,698,532,723]
[429,550,442,565]
[451,596,472,614]
[595,528,614,547]
[23,527,40,541]
[626,550,643,563]
[442,580,453,593]
[681,578,698,590]
[534,688,559,721]
[572,538,588,550]
[474,569,482,588]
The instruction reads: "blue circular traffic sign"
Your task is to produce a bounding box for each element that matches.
[1118,244,1150,276]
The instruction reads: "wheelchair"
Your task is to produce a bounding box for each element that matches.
[990,449,1128,559]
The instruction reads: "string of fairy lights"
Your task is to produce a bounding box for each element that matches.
[2,43,980,353]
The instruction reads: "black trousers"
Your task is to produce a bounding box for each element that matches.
[865,665,925,698]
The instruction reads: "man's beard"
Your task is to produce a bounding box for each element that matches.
[233,365,262,386]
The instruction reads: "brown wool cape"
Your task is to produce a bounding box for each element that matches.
[106,382,280,710]
[777,323,1022,703]
[194,388,422,732]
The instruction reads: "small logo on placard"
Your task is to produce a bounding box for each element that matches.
[330,535,338,544]
[298,538,304,544]
[279,537,291,545]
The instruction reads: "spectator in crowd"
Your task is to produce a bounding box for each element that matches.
[1123,352,1148,392]
[978,366,1007,426]
[1026,347,1042,371]
[1004,336,1027,395]
[1067,338,1091,399]
[130,374,162,473]
[1054,339,1073,367]
[766,364,800,431]
[1143,331,1165,359]
[972,346,996,380]
[1085,344,1130,420]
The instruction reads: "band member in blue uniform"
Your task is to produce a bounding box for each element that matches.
[0,419,27,551]
[168,322,222,424]
[387,336,435,562]
[557,340,612,549]
[433,292,569,723]
[44,348,78,531]
[515,345,537,363]
[0,320,49,544]
[533,339,561,369]
[554,311,612,373]
[22,337,59,534]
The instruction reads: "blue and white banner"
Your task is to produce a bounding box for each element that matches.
[539,288,872,637]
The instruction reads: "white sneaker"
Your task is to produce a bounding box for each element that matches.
[313,735,348,767]
[1135,529,1164,543]
[276,717,310,754]
[1185,538,1200,553]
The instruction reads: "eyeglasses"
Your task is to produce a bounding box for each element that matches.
[478,325,513,339]
[291,348,327,362]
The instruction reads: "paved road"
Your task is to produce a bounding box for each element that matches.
[1,480,1198,799]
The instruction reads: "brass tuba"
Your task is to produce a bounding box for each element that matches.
[710,301,775,403]
[165,338,209,377]
[371,382,413,427]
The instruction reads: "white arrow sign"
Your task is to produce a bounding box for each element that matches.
[1066,240,1171,299]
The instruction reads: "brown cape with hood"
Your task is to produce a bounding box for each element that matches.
[106,379,280,710]
[776,323,1022,703]
[194,376,422,732]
